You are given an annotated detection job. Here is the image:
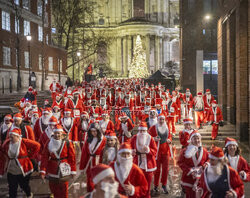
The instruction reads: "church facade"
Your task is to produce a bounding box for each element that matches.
[88,0,179,77]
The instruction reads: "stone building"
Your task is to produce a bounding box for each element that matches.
[217,0,250,144]
[0,0,67,92]
[88,0,179,77]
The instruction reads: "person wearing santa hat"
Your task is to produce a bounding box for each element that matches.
[49,78,61,100]
[110,143,148,197]
[52,105,63,121]
[196,146,244,198]
[83,164,124,198]
[148,113,172,195]
[60,109,78,144]
[224,137,250,182]
[177,131,209,198]
[65,89,85,120]
[21,100,32,119]
[85,87,93,107]
[40,124,76,198]
[100,94,111,111]
[0,128,40,198]
[171,91,181,123]
[179,118,196,148]
[101,132,120,165]
[0,114,13,144]
[183,88,194,119]
[33,108,52,141]
[44,99,51,108]
[116,112,134,144]
[99,111,115,135]
[122,92,134,110]
[24,86,36,103]
[80,123,107,192]
[130,122,157,198]
[207,100,224,140]
[166,96,178,135]
[89,95,103,117]
[145,108,158,129]
[52,93,64,110]
[193,92,205,129]
[9,113,35,141]
[78,111,93,148]
[203,89,215,123]
[30,111,39,130]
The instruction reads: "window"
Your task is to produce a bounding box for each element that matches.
[15,17,20,34]
[37,0,43,17]
[203,60,218,74]
[46,35,49,44]
[3,47,11,66]
[24,20,30,36]
[38,26,43,41]
[48,57,53,71]
[24,51,29,68]
[212,60,218,74]
[2,11,10,31]
[39,54,43,70]
[14,0,19,5]
[203,60,211,74]
[58,59,62,72]
[23,0,30,10]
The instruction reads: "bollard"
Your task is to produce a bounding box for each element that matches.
[2,77,4,94]
[9,75,12,93]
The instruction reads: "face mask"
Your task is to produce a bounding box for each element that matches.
[101,181,119,198]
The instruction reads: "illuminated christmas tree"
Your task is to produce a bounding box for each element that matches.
[129,35,149,78]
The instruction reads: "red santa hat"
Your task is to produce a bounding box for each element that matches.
[48,116,58,125]
[81,111,89,118]
[64,108,72,115]
[172,91,177,95]
[197,92,203,96]
[32,111,39,116]
[91,94,97,101]
[44,99,49,103]
[186,88,190,93]
[53,105,60,110]
[118,143,132,154]
[106,132,117,139]
[102,111,108,117]
[189,131,201,141]
[53,124,64,133]
[158,113,165,120]
[91,164,115,185]
[28,86,33,92]
[9,128,22,137]
[212,100,217,105]
[42,108,52,114]
[25,100,32,105]
[155,98,163,106]
[209,146,224,160]
[13,113,23,120]
[150,108,157,114]
[183,118,193,124]
[206,89,211,93]
[138,122,148,131]
[119,112,128,120]
[73,89,80,95]
[225,137,238,148]
[4,114,13,122]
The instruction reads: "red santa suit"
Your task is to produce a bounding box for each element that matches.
[40,134,76,198]
[166,99,178,134]
[79,134,106,192]
[49,81,61,100]
[65,95,85,119]
[193,92,205,129]
[203,89,215,122]
[172,91,181,122]
[207,101,223,140]
[99,119,115,135]
[177,133,209,198]
[183,90,193,119]
[116,115,134,143]
[130,123,157,198]
[148,117,172,188]
[0,130,40,177]
[60,117,79,144]
[52,97,64,110]
[179,118,196,147]
[33,116,49,141]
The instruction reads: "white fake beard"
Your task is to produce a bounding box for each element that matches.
[117,155,133,181]
[64,117,72,128]
[53,112,61,120]
[8,140,21,158]
[172,96,177,103]
[2,123,12,133]
[81,121,88,131]
[185,144,198,158]
[149,118,157,127]
[31,117,38,126]
[107,147,116,162]
[137,132,148,149]
[207,94,211,100]
[196,97,203,109]
[158,123,167,134]
[121,123,128,132]
[207,162,223,181]
[45,126,54,139]
[101,181,119,198]
[42,115,51,125]
[125,98,130,105]
[48,138,62,153]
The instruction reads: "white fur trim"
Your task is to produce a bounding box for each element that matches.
[71,171,77,175]
[92,167,114,184]
[9,132,22,137]
[13,117,22,120]
[129,185,135,196]
[106,135,117,139]
[190,133,201,140]
[53,128,64,132]
[184,120,193,124]
[225,141,238,148]
[118,149,132,154]
[48,122,57,125]
[138,127,147,131]
[40,170,46,175]
[64,111,71,113]
[208,154,224,160]
[158,115,165,119]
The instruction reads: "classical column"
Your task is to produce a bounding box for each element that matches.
[123,36,128,76]
[155,35,159,70]
[116,37,122,75]
[162,37,165,67]
[127,35,132,72]
[159,36,163,68]
[145,34,150,72]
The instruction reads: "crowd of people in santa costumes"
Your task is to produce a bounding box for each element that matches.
[0,77,248,198]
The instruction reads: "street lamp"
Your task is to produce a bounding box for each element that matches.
[26,34,32,86]
[77,52,81,81]
[204,15,211,21]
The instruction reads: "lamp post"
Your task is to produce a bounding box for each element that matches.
[77,52,81,80]
[26,34,32,86]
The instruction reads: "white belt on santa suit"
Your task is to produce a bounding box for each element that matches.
[83,154,100,173]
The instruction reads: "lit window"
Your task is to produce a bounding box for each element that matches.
[24,20,30,36]
[203,29,206,35]
[24,51,30,68]
[203,60,211,74]
[51,27,56,33]
[15,17,20,34]
[3,47,11,66]
[37,0,43,17]
[2,11,10,31]
[38,26,43,41]
[48,57,53,71]
[212,60,218,74]
[23,0,30,10]
[39,54,43,70]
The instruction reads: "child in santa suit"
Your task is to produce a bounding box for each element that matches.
[179,118,197,148]
[98,111,115,135]
[40,125,76,198]
[196,146,244,198]
[115,112,134,144]
[148,114,172,195]
[224,137,250,182]
[177,131,209,198]
[207,100,224,140]
[130,122,157,198]
[79,123,106,192]
[101,132,120,165]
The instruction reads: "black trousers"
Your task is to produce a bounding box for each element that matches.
[7,173,31,198]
